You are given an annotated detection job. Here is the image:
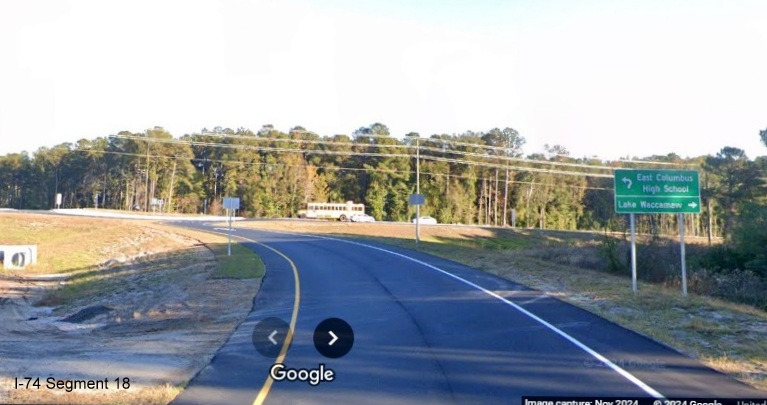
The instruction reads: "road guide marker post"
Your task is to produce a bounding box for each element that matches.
[223,197,240,256]
[614,169,700,295]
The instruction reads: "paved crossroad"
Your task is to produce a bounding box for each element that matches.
[171,224,764,404]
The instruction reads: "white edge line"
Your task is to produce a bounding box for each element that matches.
[257,228,666,399]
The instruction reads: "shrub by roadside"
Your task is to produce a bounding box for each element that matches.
[592,234,767,311]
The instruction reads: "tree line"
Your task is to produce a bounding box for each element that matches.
[2,123,766,241]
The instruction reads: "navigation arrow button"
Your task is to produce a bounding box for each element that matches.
[313,318,354,358]
[328,331,338,346]
[252,317,290,358]
[328,330,338,346]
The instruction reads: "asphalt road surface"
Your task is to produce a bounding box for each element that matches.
[171,223,766,405]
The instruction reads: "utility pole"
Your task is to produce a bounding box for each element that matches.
[416,136,420,245]
[705,172,713,246]
[503,163,509,227]
[144,139,150,212]
[494,168,499,226]
[167,158,177,213]
[485,179,490,225]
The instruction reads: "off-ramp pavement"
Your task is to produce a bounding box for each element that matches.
[170,223,766,405]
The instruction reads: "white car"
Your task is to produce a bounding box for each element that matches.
[350,214,376,223]
[412,216,437,225]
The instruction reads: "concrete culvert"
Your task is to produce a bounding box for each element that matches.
[11,252,25,268]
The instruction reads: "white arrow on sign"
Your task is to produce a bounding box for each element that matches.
[268,330,278,345]
[328,331,338,346]
[621,177,632,189]
[688,202,698,209]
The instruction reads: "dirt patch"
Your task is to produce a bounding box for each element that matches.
[0,215,261,404]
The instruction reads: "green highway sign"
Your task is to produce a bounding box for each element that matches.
[614,169,701,214]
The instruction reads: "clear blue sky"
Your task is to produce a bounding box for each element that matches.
[1,0,766,160]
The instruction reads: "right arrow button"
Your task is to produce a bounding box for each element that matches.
[328,331,338,346]
[313,318,354,358]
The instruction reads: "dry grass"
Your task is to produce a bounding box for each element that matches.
[0,214,265,405]
[0,213,176,274]
[234,220,767,392]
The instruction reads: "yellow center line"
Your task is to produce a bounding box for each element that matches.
[251,240,301,405]
[180,228,301,405]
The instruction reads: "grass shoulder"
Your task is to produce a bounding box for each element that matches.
[208,242,265,279]
[147,224,265,280]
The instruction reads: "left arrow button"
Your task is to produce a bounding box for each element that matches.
[252,317,290,358]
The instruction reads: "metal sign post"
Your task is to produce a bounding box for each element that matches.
[614,169,700,295]
[630,213,637,293]
[228,209,232,256]
[416,206,420,244]
[223,197,240,257]
[409,194,425,245]
[679,213,687,297]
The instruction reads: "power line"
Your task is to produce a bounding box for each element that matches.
[110,133,618,173]
[187,132,620,172]
[71,148,614,192]
[109,134,615,178]
[120,132,695,173]
[617,157,697,167]
[359,133,694,168]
